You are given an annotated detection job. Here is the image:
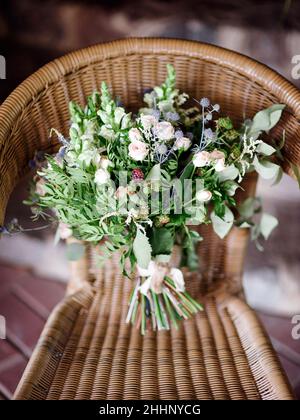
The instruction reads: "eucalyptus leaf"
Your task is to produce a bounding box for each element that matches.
[217,164,239,182]
[211,206,234,239]
[223,180,240,196]
[253,156,280,180]
[238,197,261,219]
[249,104,285,137]
[146,164,161,181]
[260,213,278,240]
[180,162,193,182]
[66,242,85,261]
[256,142,276,156]
[133,229,152,269]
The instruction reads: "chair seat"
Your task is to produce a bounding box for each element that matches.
[14,257,293,400]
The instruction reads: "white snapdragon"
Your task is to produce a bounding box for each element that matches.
[95,168,110,185]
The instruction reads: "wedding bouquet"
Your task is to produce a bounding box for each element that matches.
[25,64,285,334]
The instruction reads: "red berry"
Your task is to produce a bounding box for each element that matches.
[132,168,144,180]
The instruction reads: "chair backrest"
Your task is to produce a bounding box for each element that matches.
[0,38,299,294]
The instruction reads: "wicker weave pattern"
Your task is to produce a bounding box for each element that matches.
[14,253,292,400]
[0,38,297,400]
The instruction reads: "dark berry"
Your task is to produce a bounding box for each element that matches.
[132,168,144,180]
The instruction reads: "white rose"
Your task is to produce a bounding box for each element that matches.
[140,114,158,130]
[214,158,226,172]
[128,140,148,161]
[155,121,175,140]
[128,127,143,142]
[174,136,191,151]
[58,223,72,240]
[193,151,211,167]
[196,189,212,202]
[94,168,110,185]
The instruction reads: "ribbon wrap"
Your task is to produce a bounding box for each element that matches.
[137,260,185,295]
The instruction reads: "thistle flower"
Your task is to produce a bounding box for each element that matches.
[204,128,215,140]
[200,97,210,108]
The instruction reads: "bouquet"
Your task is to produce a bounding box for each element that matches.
[24,64,285,334]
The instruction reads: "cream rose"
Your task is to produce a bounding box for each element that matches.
[140,114,158,130]
[174,137,191,151]
[214,158,226,172]
[196,189,212,202]
[210,150,226,172]
[193,151,211,167]
[128,127,143,142]
[155,121,175,140]
[210,150,225,160]
[94,168,110,185]
[128,140,148,161]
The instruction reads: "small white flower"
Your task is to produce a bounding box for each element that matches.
[193,151,211,167]
[128,140,148,161]
[58,223,72,240]
[140,114,158,130]
[196,189,212,202]
[174,136,191,151]
[94,168,110,185]
[155,121,175,140]
[100,157,112,170]
[36,179,46,196]
[128,127,143,143]
[115,186,127,199]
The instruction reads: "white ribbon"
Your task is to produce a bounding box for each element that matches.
[138,260,185,296]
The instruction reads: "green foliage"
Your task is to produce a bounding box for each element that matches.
[26,65,287,278]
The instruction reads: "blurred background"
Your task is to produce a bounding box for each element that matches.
[0,0,299,399]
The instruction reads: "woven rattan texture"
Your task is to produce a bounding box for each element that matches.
[0,39,297,400]
[14,252,293,400]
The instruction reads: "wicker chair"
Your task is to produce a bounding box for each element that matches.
[0,39,298,400]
